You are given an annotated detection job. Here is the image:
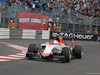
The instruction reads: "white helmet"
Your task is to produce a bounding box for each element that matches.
[53,40,58,45]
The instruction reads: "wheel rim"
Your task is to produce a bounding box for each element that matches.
[70,52,72,59]
[81,49,83,57]
[68,50,71,61]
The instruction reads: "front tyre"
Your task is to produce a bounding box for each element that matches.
[26,43,38,59]
[62,47,71,62]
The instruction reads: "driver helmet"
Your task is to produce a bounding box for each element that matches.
[53,40,59,45]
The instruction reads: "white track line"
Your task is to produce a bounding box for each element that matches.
[0,56,24,59]
[0,59,10,62]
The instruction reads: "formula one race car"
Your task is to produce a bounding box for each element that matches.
[26,37,83,62]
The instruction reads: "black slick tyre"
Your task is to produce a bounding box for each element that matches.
[28,44,38,53]
[62,47,71,62]
[74,45,83,59]
[26,44,38,59]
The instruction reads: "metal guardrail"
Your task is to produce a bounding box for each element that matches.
[49,1,100,33]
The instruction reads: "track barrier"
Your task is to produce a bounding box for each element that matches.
[0,28,100,41]
[50,32,100,41]
[0,28,50,39]
[0,28,10,39]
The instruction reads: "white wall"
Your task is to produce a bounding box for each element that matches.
[0,28,10,39]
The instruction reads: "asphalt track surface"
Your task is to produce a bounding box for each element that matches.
[0,39,100,75]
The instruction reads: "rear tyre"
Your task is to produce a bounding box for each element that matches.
[74,45,83,59]
[62,47,71,62]
[26,44,38,59]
